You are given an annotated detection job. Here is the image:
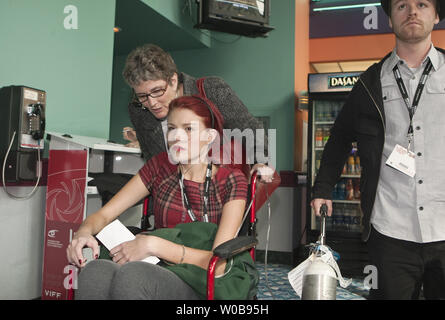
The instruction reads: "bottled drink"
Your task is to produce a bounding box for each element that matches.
[333,103,341,119]
[353,179,361,200]
[315,127,323,148]
[347,154,356,175]
[332,204,343,231]
[322,102,330,121]
[332,214,340,231]
[317,102,325,121]
[332,183,338,200]
[343,205,353,231]
[346,179,354,200]
[350,207,362,232]
[351,214,362,233]
[315,151,322,174]
[338,180,346,200]
[355,155,361,174]
[315,103,323,121]
[332,203,338,215]
[330,102,337,120]
[325,102,332,121]
[322,126,330,146]
[352,142,358,151]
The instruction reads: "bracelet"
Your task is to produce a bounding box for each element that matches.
[179,245,185,264]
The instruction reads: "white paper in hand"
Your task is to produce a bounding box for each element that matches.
[96,219,159,264]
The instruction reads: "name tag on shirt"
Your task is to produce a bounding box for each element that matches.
[386,144,416,177]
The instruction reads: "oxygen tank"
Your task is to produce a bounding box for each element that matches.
[301,204,337,300]
[301,257,337,300]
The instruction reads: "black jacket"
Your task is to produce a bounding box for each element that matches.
[312,47,445,242]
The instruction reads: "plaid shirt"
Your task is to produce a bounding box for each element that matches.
[138,152,248,228]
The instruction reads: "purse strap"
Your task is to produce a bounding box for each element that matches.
[196,77,207,99]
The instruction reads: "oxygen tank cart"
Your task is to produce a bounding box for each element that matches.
[301,204,337,300]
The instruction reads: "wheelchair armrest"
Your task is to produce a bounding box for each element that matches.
[213,236,258,260]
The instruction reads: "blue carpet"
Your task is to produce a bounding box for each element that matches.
[255,263,369,300]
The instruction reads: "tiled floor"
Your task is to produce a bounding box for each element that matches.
[255,263,369,300]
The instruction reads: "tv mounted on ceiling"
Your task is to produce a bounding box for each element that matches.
[195,0,274,37]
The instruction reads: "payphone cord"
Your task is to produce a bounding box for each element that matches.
[1,131,42,200]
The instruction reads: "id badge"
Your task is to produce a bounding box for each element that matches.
[386,144,416,177]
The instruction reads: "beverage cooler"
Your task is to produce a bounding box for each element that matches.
[306,72,370,277]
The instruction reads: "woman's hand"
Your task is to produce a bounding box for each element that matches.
[66,232,99,268]
[109,234,156,265]
[123,127,140,148]
[250,163,275,183]
[123,127,137,142]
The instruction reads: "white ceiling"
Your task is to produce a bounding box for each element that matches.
[311,60,379,73]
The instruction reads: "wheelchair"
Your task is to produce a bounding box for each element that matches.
[132,171,264,300]
[78,169,280,300]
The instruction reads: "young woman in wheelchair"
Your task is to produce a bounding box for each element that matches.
[66,95,256,300]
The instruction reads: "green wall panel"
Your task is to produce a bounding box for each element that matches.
[0,0,116,139]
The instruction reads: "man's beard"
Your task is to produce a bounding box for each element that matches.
[393,19,432,43]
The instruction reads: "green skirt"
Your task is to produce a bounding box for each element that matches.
[99,222,258,300]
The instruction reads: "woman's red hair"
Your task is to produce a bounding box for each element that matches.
[169,95,250,178]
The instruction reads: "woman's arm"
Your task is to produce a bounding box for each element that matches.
[66,174,149,267]
[211,199,246,249]
[111,199,246,276]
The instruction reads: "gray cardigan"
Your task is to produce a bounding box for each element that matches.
[128,72,268,162]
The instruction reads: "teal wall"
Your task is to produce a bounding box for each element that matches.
[138,0,211,48]
[110,0,295,171]
[110,54,132,141]
[0,0,116,139]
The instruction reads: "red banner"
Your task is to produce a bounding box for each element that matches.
[41,149,87,300]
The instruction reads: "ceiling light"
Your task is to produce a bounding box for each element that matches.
[313,3,381,12]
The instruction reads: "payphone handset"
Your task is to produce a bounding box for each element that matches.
[20,88,46,149]
[26,103,45,141]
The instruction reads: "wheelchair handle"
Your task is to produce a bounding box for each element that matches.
[250,171,258,224]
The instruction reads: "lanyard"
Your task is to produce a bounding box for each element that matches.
[178,163,212,223]
[392,59,433,144]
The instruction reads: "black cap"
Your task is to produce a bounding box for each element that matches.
[381,0,445,20]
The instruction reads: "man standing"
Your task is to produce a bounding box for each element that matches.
[311,0,445,299]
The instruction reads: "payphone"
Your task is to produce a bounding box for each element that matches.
[0,86,46,186]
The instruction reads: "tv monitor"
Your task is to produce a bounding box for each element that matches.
[195,0,274,37]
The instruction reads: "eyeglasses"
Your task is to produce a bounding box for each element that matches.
[133,83,168,104]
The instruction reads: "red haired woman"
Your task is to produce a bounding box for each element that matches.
[66,96,256,300]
